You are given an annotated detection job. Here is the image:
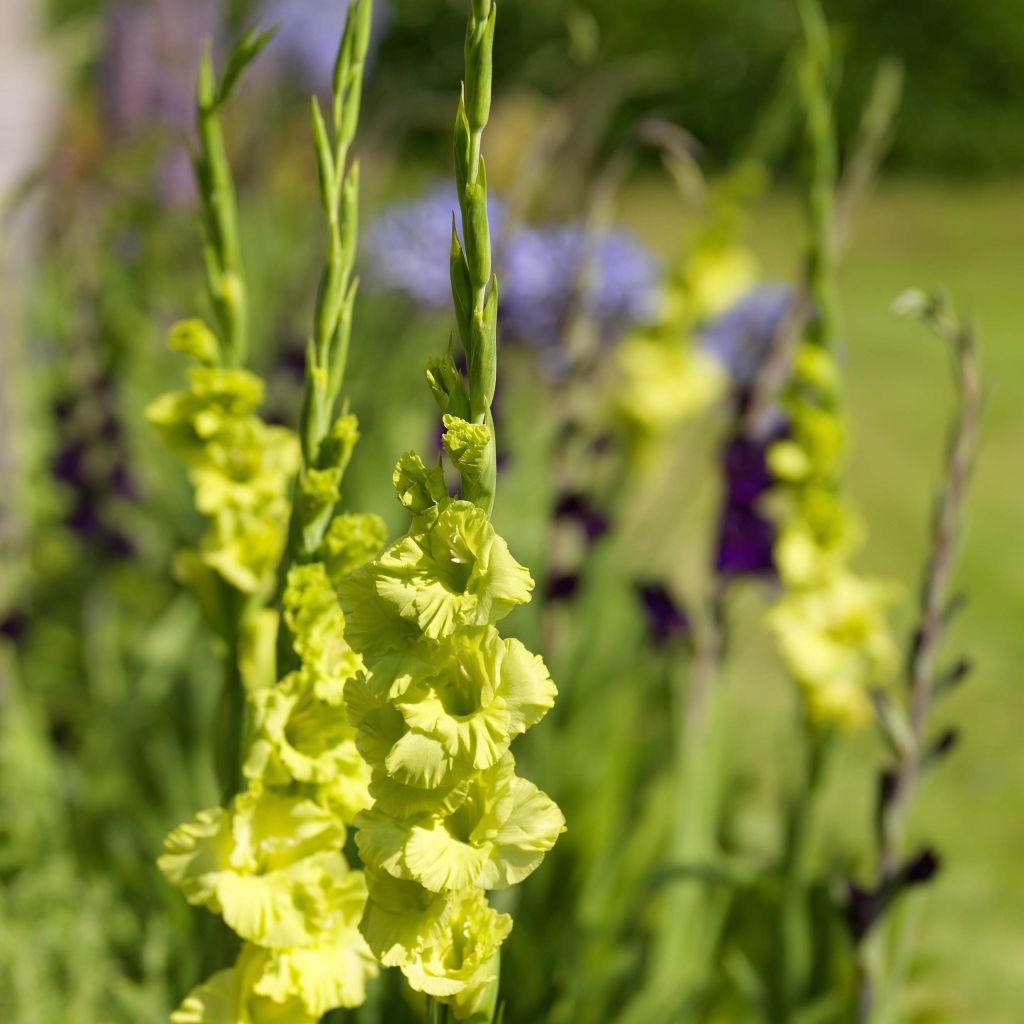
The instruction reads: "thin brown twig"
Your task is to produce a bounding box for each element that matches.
[856,296,983,1023]
[880,301,983,880]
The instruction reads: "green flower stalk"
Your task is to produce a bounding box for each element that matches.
[148,32,299,800]
[339,5,565,1020]
[765,0,898,733]
[153,12,386,1021]
[193,30,274,368]
[763,5,900,1018]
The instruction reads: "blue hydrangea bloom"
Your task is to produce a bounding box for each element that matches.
[698,284,793,390]
[364,184,659,360]
[500,226,658,352]
[363,185,508,311]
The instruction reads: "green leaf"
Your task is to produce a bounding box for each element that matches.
[217,25,278,108]
[449,220,473,349]
[462,176,491,291]
[311,97,336,215]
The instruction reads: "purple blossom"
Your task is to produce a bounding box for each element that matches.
[722,436,775,505]
[715,500,776,577]
[50,373,138,559]
[713,434,780,578]
[702,286,796,580]
[698,285,793,391]
[553,492,611,544]
[546,572,581,603]
[637,582,692,649]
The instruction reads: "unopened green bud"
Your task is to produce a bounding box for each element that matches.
[462,176,491,290]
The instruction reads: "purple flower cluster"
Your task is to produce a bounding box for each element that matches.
[703,285,794,578]
[637,581,692,649]
[714,435,779,577]
[363,184,659,359]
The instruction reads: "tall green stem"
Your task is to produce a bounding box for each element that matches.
[276,0,375,626]
[779,725,833,1022]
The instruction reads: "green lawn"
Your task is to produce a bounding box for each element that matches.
[618,178,1024,1020]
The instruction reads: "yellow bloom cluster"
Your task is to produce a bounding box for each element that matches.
[340,445,565,1020]
[766,342,898,728]
[152,316,390,1020]
[147,320,300,598]
[160,553,385,1022]
[615,241,756,439]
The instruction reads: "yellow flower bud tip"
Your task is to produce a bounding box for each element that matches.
[148,366,300,595]
[320,511,389,583]
[168,318,220,365]
[767,440,813,483]
[684,245,760,321]
[794,343,840,393]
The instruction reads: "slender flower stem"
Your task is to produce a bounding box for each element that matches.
[775,10,839,1015]
[275,1,375,621]
[190,30,275,802]
[857,297,982,1022]
[745,25,901,443]
[779,724,833,1023]
[193,30,276,367]
[656,582,730,1002]
[301,0,374,467]
[427,996,450,1024]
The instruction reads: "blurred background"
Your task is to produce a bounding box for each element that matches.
[0,0,1021,1021]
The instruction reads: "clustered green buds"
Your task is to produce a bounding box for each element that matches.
[448,1,499,515]
[340,456,564,1020]
[146,321,300,601]
[297,0,376,548]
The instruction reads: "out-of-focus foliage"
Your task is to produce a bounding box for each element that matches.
[46,0,1024,173]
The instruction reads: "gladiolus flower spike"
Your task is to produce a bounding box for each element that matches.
[340,4,565,1020]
